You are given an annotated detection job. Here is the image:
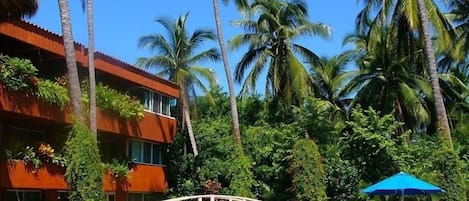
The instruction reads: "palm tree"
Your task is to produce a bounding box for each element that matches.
[355,0,454,53]
[0,0,38,21]
[231,0,330,106]
[137,13,220,156]
[212,0,249,143]
[343,29,433,132]
[416,0,453,145]
[309,55,355,110]
[57,0,84,122]
[86,0,97,136]
[448,0,469,61]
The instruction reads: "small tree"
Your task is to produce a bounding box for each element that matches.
[65,122,104,201]
[290,139,327,201]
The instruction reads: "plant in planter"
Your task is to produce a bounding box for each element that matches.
[82,81,145,120]
[105,158,133,180]
[0,54,39,91]
[36,79,70,109]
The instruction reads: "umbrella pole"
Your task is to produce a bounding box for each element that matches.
[401,190,404,201]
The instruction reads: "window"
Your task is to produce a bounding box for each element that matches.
[128,193,161,201]
[105,193,115,201]
[5,190,41,201]
[58,191,69,201]
[129,88,176,116]
[128,140,163,165]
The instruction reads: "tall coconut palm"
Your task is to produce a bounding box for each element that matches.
[137,13,220,156]
[448,0,469,61]
[309,55,355,110]
[0,0,38,21]
[231,0,330,106]
[58,0,84,122]
[343,29,433,132]
[356,0,454,53]
[212,0,249,143]
[85,0,97,136]
[416,0,453,145]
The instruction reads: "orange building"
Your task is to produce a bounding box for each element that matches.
[0,21,179,201]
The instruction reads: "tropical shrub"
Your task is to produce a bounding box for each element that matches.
[289,139,327,201]
[340,107,403,183]
[242,123,299,201]
[36,79,70,109]
[433,139,467,201]
[324,156,361,201]
[64,122,104,201]
[228,144,255,197]
[0,54,39,91]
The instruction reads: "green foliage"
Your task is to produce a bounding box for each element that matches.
[433,139,467,201]
[105,159,131,179]
[290,139,327,201]
[242,123,299,201]
[36,79,70,109]
[65,122,104,201]
[82,82,144,120]
[0,54,39,91]
[21,146,42,169]
[325,156,361,201]
[341,107,404,183]
[297,97,345,146]
[228,144,255,197]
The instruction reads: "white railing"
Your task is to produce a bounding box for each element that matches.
[163,194,261,201]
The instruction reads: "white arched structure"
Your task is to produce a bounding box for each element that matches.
[163,194,261,201]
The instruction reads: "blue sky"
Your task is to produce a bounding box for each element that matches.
[29,1,362,93]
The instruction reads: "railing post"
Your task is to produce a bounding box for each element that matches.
[198,197,202,201]
[210,195,215,201]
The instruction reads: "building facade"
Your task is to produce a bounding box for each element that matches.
[0,21,179,201]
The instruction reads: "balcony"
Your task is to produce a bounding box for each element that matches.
[0,86,177,143]
[0,160,167,192]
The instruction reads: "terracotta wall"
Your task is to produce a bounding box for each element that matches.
[0,87,177,143]
[0,161,167,192]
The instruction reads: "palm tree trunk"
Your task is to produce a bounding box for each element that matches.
[182,90,198,156]
[86,0,97,137]
[57,0,84,122]
[416,0,452,146]
[212,0,242,143]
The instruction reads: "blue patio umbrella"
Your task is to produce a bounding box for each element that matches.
[362,172,444,201]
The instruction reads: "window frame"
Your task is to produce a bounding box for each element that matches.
[127,139,165,166]
[129,87,176,118]
[5,189,42,201]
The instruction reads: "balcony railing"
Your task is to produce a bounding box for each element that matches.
[0,86,177,143]
[0,160,167,192]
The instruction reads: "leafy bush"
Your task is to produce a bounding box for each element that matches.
[289,139,327,201]
[433,139,467,201]
[36,79,70,109]
[65,122,104,201]
[228,144,255,198]
[0,54,39,91]
[340,107,403,183]
[83,82,144,120]
[325,156,361,201]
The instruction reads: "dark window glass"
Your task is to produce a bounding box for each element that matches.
[143,142,152,163]
[152,144,161,164]
[6,191,41,201]
[129,141,142,162]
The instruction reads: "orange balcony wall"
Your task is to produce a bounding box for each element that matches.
[103,164,167,192]
[0,161,167,193]
[0,86,177,143]
[0,161,67,190]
